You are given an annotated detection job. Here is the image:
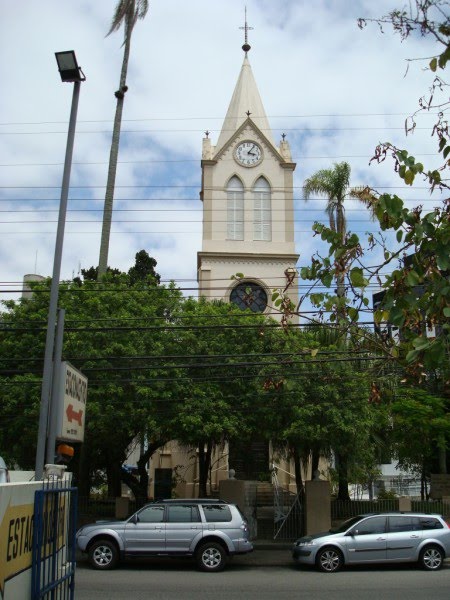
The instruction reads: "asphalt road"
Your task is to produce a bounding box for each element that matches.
[74,550,450,600]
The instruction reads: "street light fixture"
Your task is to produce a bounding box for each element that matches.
[55,51,85,83]
[35,51,85,479]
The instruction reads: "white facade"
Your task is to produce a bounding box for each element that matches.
[197,54,299,320]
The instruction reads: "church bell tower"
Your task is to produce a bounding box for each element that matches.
[197,19,299,320]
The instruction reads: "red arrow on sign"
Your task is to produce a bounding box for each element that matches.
[66,404,83,426]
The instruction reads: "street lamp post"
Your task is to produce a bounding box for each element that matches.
[34,51,85,479]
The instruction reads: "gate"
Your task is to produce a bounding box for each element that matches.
[272,469,304,541]
[31,480,78,600]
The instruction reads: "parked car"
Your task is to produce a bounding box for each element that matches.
[77,498,253,572]
[292,512,450,572]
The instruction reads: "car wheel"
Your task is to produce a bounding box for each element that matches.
[419,545,444,571]
[316,547,343,573]
[196,541,227,572]
[88,539,119,570]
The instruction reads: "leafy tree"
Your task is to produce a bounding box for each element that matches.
[169,298,271,496]
[0,252,182,500]
[299,3,449,377]
[250,321,387,500]
[390,388,450,498]
[98,0,150,277]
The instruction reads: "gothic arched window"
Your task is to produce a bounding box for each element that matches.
[253,176,271,241]
[227,176,244,240]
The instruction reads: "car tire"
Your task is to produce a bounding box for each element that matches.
[419,545,444,571]
[196,541,227,572]
[88,539,119,570]
[316,546,343,573]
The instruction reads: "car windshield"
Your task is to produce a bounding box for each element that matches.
[330,516,365,534]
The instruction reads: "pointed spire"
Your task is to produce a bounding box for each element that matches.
[215,55,274,152]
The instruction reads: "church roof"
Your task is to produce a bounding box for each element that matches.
[215,55,275,153]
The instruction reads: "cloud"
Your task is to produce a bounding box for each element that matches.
[0,0,444,306]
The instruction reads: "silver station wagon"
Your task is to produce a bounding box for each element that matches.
[77,499,253,572]
[292,512,450,572]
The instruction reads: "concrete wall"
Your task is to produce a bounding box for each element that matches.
[219,478,258,539]
[0,474,72,599]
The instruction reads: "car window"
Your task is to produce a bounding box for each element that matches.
[388,516,420,532]
[202,504,232,523]
[137,505,165,523]
[167,504,201,523]
[332,516,365,534]
[351,516,386,535]
[420,517,443,530]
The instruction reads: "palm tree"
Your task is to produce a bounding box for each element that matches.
[303,161,375,298]
[303,162,377,501]
[98,0,149,279]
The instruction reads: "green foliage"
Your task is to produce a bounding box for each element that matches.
[390,388,450,478]
[377,489,398,500]
[0,254,183,491]
[299,3,450,376]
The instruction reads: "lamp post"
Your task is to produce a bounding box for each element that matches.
[35,51,85,480]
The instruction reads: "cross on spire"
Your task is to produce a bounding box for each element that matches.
[240,7,253,54]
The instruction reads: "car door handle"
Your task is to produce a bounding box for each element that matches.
[377,537,386,541]
[410,535,420,539]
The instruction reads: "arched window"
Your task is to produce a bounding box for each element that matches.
[253,177,271,241]
[227,176,244,240]
[230,281,268,313]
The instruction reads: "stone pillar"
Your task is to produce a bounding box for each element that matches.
[219,478,257,539]
[305,480,331,536]
[115,496,129,519]
[398,496,412,512]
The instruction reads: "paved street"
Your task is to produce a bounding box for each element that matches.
[74,550,450,600]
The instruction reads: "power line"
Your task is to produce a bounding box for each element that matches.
[0,111,440,127]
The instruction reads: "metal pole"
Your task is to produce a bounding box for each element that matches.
[35,81,80,479]
[46,308,65,465]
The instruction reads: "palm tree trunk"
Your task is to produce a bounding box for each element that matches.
[98,26,132,278]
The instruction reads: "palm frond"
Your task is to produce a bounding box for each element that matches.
[349,186,379,220]
[106,0,149,38]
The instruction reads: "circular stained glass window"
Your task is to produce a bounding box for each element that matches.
[230,282,268,313]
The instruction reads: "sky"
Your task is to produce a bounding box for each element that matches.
[0,0,445,307]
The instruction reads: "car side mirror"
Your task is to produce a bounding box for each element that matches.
[130,514,138,524]
[347,529,358,536]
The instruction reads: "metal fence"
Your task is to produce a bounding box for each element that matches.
[331,499,450,521]
[31,480,77,600]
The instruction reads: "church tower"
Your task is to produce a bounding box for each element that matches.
[197,22,299,320]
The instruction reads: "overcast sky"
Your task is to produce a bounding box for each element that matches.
[0,0,444,305]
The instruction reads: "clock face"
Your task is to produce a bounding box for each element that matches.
[230,282,268,313]
[234,141,263,167]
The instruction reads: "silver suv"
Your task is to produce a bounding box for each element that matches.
[293,512,450,572]
[77,499,253,572]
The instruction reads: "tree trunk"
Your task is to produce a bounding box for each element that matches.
[106,460,122,497]
[335,452,350,501]
[98,21,133,278]
[198,441,213,498]
[73,441,91,497]
[438,436,447,474]
[311,447,320,477]
[292,446,304,496]
[119,439,166,502]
